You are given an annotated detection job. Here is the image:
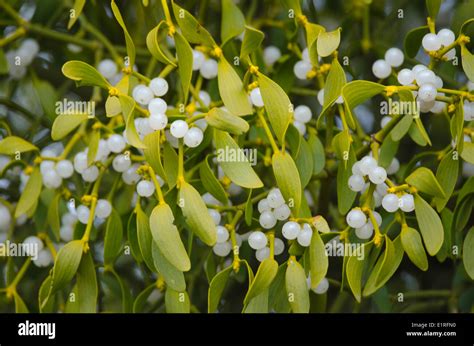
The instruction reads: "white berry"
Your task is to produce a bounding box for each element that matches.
[200,59,218,79]
[259,211,277,229]
[368,166,387,185]
[293,60,312,80]
[348,174,365,192]
[213,242,232,257]
[208,209,221,225]
[294,105,312,123]
[250,87,264,107]
[257,198,271,213]
[97,59,118,79]
[399,193,415,212]
[382,193,399,212]
[216,226,229,243]
[148,113,168,131]
[282,221,300,240]
[192,50,205,71]
[297,224,313,247]
[77,205,91,224]
[183,127,204,148]
[355,223,374,240]
[263,46,281,66]
[256,247,270,262]
[267,188,285,208]
[248,231,268,250]
[274,238,285,255]
[107,134,126,153]
[372,59,391,79]
[96,199,112,219]
[384,48,404,67]
[112,154,131,173]
[312,277,329,294]
[132,85,154,105]
[437,28,455,47]
[397,68,415,85]
[137,180,155,197]
[346,209,367,228]
[149,77,168,97]
[170,120,189,138]
[273,203,291,221]
[422,33,441,52]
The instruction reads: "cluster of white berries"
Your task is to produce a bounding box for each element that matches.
[349,156,388,190]
[257,188,291,229]
[381,192,415,213]
[282,221,313,247]
[248,231,285,262]
[23,236,53,268]
[421,29,456,59]
[191,49,218,79]
[346,208,382,240]
[463,100,474,121]
[73,139,111,183]
[293,105,313,136]
[397,64,445,113]
[76,198,112,225]
[5,39,39,80]
[39,145,74,189]
[293,48,314,80]
[59,212,77,242]
[372,47,404,79]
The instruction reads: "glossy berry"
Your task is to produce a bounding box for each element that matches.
[132,85,154,105]
[136,180,155,197]
[355,223,374,240]
[368,166,387,185]
[382,193,399,212]
[397,68,415,86]
[293,121,306,136]
[348,174,365,192]
[257,198,271,213]
[192,50,205,71]
[148,98,167,114]
[297,224,313,247]
[149,77,168,97]
[170,120,189,138]
[263,46,281,66]
[23,236,44,256]
[437,29,455,46]
[183,127,204,148]
[98,59,118,79]
[60,225,74,242]
[200,59,218,79]
[113,154,131,173]
[293,60,312,80]
[216,226,229,243]
[422,33,441,51]
[274,238,285,255]
[399,193,415,212]
[198,90,212,107]
[384,48,404,67]
[56,159,74,179]
[122,164,140,185]
[250,87,264,107]
[346,209,367,228]
[208,209,221,225]
[359,156,378,175]
[259,211,277,229]
[294,105,312,123]
[415,69,436,86]
[96,199,112,219]
[273,203,291,221]
[372,59,391,79]
[282,221,300,240]
[267,188,285,208]
[248,231,268,250]
[213,242,232,257]
[312,277,329,294]
[42,169,62,189]
[418,83,437,102]
[148,113,168,131]
[33,249,53,268]
[256,247,270,262]
[77,205,91,224]
[351,161,364,176]
[107,134,126,153]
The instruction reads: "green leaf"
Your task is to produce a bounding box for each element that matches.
[0,49,8,74]
[309,231,328,288]
[206,107,249,135]
[404,26,429,58]
[435,151,459,211]
[401,227,428,271]
[272,150,302,213]
[111,0,136,67]
[451,100,465,154]
[0,136,38,155]
[120,94,146,149]
[317,28,341,57]
[463,227,474,280]
[245,189,253,226]
[39,276,54,313]
[406,167,446,198]
[304,23,325,65]
[285,258,309,313]
[244,258,278,306]
[47,193,61,241]
[391,114,413,141]
[308,133,325,175]
[165,288,190,313]
[75,252,98,312]
[363,237,404,296]
[132,283,156,313]
[221,0,245,44]
[214,129,263,188]
[413,116,431,146]
[426,0,442,19]
[295,137,314,188]
[258,71,293,143]
[15,168,42,218]
[152,242,186,291]
[379,136,399,168]
[127,212,142,262]
[62,61,110,89]
[179,181,217,246]
[68,0,86,29]
[104,208,123,265]
[281,0,302,17]
[14,292,29,313]
[337,148,357,214]
[48,240,84,301]
[323,58,346,110]
[143,131,166,182]
[163,142,179,188]
[146,21,177,66]
[150,203,191,272]
[136,205,156,271]
[462,142,474,164]
[218,57,253,116]
[87,129,100,166]
[172,2,215,46]
[174,31,193,101]
[243,289,269,313]
[269,265,291,313]
[208,264,233,313]
[51,114,89,141]
[312,215,331,233]
[414,194,444,256]
[240,26,264,59]
[32,78,57,124]
[346,241,372,302]
[332,129,351,167]
[199,155,228,205]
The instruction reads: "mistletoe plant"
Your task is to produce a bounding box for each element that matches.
[0,0,473,313]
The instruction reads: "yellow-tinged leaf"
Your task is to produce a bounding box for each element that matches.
[51,114,89,141]
[414,194,444,256]
[272,151,301,213]
[206,107,249,135]
[15,168,42,218]
[120,94,146,149]
[244,258,278,305]
[0,136,38,155]
[309,231,328,288]
[62,61,110,89]
[317,28,341,57]
[401,227,428,271]
[240,26,264,59]
[146,21,177,66]
[218,57,252,116]
[285,258,309,313]
[111,0,136,67]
